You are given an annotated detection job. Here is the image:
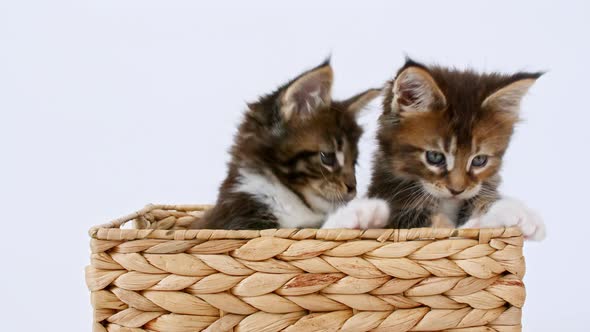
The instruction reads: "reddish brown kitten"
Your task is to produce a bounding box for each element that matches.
[327,59,545,240]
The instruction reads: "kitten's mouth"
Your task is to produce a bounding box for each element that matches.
[318,193,351,208]
[302,186,351,213]
[420,181,481,200]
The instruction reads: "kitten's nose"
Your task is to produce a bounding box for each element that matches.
[448,187,465,196]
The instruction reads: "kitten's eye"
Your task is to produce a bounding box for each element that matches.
[320,152,336,166]
[471,155,488,167]
[425,151,445,166]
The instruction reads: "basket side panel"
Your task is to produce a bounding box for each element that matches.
[87,231,525,331]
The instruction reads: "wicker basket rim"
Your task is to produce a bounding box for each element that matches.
[89,204,522,242]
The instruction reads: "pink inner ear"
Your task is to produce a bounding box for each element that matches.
[290,80,329,114]
[398,81,422,106]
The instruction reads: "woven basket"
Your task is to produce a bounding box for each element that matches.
[86,204,526,332]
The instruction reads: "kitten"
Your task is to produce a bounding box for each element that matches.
[324,59,545,240]
[196,61,380,229]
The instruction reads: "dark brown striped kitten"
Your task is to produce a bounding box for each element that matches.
[197,61,379,229]
[365,59,545,239]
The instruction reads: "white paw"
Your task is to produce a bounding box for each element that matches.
[322,198,390,229]
[474,198,546,241]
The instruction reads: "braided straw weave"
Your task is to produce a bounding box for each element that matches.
[87,204,526,332]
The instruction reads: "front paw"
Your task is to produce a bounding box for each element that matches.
[478,198,546,241]
[322,198,390,229]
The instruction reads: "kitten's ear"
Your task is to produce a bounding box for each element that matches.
[391,64,446,115]
[280,62,333,121]
[342,88,381,116]
[482,73,543,114]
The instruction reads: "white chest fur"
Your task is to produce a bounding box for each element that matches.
[233,168,325,228]
[438,199,462,224]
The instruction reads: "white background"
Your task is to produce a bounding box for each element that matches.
[1,0,588,330]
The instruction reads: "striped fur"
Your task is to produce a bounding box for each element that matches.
[199,61,379,229]
[368,59,542,228]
